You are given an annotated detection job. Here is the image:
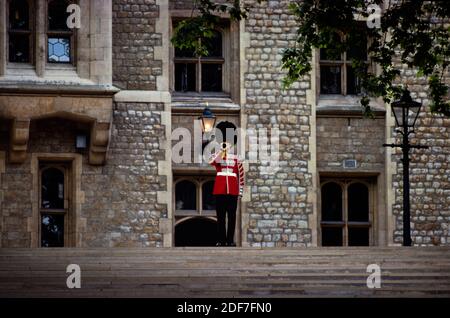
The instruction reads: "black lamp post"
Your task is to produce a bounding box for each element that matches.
[383,90,428,246]
[199,104,216,133]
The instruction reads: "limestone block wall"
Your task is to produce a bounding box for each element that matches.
[0,102,167,247]
[316,117,385,172]
[390,66,450,245]
[243,0,313,247]
[112,0,163,90]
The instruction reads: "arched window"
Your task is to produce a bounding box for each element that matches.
[215,121,237,145]
[175,180,197,211]
[47,0,73,63]
[174,27,224,92]
[321,182,342,222]
[348,183,369,222]
[347,182,370,246]
[321,179,373,247]
[321,182,343,246]
[8,0,34,63]
[40,165,68,247]
[202,180,215,211]
[174,177,216,216]
[41,167,65,209]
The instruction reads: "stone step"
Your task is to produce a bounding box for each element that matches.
[1,247,449,297]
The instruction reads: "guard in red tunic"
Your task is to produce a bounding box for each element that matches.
[209,142,244,247]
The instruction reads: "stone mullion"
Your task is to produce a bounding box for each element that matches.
[35,0,46,77]
[343,183,349,246]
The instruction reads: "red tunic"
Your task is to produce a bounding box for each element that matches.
[209,152,244,196]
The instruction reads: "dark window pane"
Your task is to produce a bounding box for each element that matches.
[320,33,342,61]
[41,214,65,247]
[202,181,216,210]
[48,37,71,63]
[348,183,369,222]
[175,63,196,92]
[175,180,197,210]
[320,65,341,94]
[175,218,217,247]
[9,34,30,63]
[320,48,341,61]
[48,0,70,31]
[321,182,342,221]
[41,168,65,210]
[9,0,29,30]
[175,47,195,58]
[322,227,343,246]
[346,66,363,95]
[348,227,369,246]
[204,31,222,58]
[201,63,222,92]
[347,34,367,61]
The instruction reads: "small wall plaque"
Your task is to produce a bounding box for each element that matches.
[343,159,357,169]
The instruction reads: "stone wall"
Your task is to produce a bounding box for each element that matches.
[0,103,167,247]
[0,120,30,247]
[391,66,450,245]
[112,0,162,90]
[316,116,385,172]
[243,0,313,247]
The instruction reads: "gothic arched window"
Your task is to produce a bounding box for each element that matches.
[40,165,68,247]
[321,179,372,246]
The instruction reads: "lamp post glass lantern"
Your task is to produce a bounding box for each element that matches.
[383,89,427,247]
[199,106,216,133]
[391,90,422,131]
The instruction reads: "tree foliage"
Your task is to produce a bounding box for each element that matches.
[171,0,450,116]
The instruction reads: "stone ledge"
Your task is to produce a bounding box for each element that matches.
[114,90,171,103]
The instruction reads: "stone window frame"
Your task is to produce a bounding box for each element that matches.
[169,11,241,103]
[0,0,111,84]
[30,153,84,248]
[173,25,225,93]
[317,31,369,97]
[38,163,70,247]
[2,0,78,72]
[6,0,36,66]
[173,176,216,218]
[318,177,376,246]
[46,0,77,66]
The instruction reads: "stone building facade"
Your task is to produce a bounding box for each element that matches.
[0,0,448,248]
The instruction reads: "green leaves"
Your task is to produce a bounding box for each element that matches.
[171,0,251,57]
[171,0,449,117]
[282,0,450,116]
[171,17,219,57]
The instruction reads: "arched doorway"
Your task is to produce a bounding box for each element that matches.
[175,217,217,247]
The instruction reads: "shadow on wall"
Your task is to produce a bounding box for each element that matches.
[175,217,217,247]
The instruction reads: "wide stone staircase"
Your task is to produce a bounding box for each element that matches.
[1,247,449,297]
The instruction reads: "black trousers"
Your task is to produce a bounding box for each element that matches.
[215,195,238,244]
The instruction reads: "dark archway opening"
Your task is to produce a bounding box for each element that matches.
[175,218,217,247]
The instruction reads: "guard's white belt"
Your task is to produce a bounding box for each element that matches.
[217,171,236,177]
